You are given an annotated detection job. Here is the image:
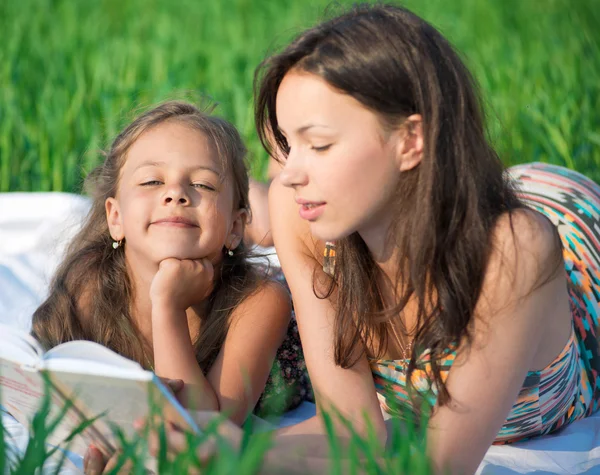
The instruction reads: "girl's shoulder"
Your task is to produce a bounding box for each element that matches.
[475,207,566,339]
[493,206,557,243]
[230,275,292,326]
[488,207,563,285]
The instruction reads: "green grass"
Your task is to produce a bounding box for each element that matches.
[1,381,431,474]
[0,0,598,192]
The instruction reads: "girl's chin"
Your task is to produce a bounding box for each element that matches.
[152,248,206,262]
[309,222,350,243]
[153,248,221,263]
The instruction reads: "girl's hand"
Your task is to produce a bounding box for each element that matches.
[83,378,184,474]
[83,445,131,475]
[136,411,243,461]
[150,258,214,313]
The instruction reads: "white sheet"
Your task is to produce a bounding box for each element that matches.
[0,192,90,332]
[1,192,600,474]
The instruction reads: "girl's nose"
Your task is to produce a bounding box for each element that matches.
[162,185,190,205]
[278,151,309,188]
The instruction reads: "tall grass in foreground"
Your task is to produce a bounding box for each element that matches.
[1,380,431,474]
[0,0,598,192]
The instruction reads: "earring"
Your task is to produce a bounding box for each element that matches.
[323,241,336,276]
[227,248,234,256]
[112,240,122,249]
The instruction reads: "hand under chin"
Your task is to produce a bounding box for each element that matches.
[156,250,221,265]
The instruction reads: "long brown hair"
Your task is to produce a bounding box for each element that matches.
[255,4,524,406]
[32,101,262,372]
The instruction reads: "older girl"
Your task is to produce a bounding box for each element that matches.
[147,5,600,474]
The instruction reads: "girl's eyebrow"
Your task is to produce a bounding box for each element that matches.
[299,124,333,135]
[134,160,221,176]
[279,124,333,137]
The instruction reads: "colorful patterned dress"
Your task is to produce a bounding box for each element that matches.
[370,162,600,444]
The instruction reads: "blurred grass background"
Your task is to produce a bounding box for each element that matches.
[0,0,598,193]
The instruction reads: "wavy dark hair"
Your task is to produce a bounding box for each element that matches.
[32,101,262,372]
[255,3,524,406]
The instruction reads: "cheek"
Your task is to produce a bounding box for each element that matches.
[329,142,389,193]
[201,201,231,233]
[120,198,150,231]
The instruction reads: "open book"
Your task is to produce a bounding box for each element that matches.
[0,323,199,456]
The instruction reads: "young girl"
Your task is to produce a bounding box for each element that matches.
[31,101,310,428]
[145,5,600,474]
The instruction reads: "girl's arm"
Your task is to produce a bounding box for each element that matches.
[264,178,388,444]
[150,259,292,424]
[150,258,220,412]
[204,280,292,425]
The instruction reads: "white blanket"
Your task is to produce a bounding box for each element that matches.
[1,192,600,474]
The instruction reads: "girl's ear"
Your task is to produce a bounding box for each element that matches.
[395,114,423,172]
[228,208,249,251]
[105,197,125,241]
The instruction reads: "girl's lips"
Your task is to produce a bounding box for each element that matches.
[298,203,326,221]
[154,222,196,228]
[152,217,198,228]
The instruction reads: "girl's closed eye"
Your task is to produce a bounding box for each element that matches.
[311,144,333,152]
[192,182,216,191]
[141,180,162,186]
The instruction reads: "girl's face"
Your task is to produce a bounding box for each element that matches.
[275,72,416,245]
[105,121,244,267]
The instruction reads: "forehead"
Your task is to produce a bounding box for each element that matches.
[123,120,223,174]
[275,71,377,132]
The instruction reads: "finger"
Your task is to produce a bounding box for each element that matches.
[84,444,106,475]
[83,447,90,473]
[147,424,190,457]
[148,424,188,456]
[192,411,236,436]
[189,257,212,272]
[162,400,190,429]
[201,258,214,275]
[196,438,218,464]
[117,459,133,474]
[165,423,189,452]
[104,452,133,474]
[170,379,184,393]
[134,414,186,444]
[103,452,121,473]
[198,259,215,294]
[147,430,157,457]
[158,258,180,272]
[189,410,220,429]
[160,377,184,393]
[133,417,145,433]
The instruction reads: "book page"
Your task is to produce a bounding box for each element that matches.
[46,370,197,457]
[0,324,43,366]
[0,357,94,454]
[0,357,45,424]
[44,340,143,374]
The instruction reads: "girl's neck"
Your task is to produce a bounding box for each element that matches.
[359,220,399,283]
[360,222,421,347]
